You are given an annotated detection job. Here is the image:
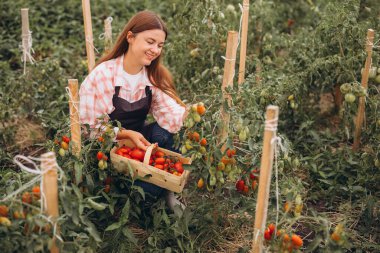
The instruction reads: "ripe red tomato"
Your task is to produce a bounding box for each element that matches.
[22,192,32,204]
[104,185,110,193]
[149,159,154,165]
[200,138,207,146]
[123,154,132,159]
[119,147,131,154]
[155,157,165,165]
[62,135,70,144]
[154,164,164,170]
[105,176,112,185]
[97,151,104,160]
[32,186,40,199]
[130,149,145,162]
[174,162,184,173]
[116,150,123,156]
[164,163,169,169]
[226,149,236,158]
[236,179,245,192]
[192,132,200,142]
[243,185,249,193]
[155,151,165,158]
[264,228,272,240]
[268,224,276,235]
[249,172,256,180]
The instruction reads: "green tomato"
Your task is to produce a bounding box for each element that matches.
[199,146,207,154]
[375,75,380,84]
[239,130,247,142]
[98,160,105,170]
[181,145,188,155]
[185,118,195,128]
[369,67,377,79]
[344,93,356,103]
[340,83,351,94]
[192,113,201,123]
[58,148,66,157]
[209,175,217,186]
[209,166,216,175]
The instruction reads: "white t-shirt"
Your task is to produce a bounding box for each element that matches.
[122,69,143,92]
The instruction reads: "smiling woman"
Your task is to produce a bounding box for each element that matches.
[79,10,187,208]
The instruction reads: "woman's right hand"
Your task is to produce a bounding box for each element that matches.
[117,129,151,151]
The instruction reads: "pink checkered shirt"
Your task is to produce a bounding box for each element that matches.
[79,55,185,133]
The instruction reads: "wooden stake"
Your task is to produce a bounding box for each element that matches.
[41,152,59,253]
[219,31,239,148]
[353,29,375,150]
[68,79,81,157]
[104,17,113,53]
[252,105,279,253]
[82,0,95,72]
[238,0,250,85]
[21,8,30,60]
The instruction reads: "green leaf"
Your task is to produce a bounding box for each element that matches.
[122,227,138,245]
[74,161,83,185]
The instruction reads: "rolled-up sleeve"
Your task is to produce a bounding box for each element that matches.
[79,63,114,129]
[151,87,185,133]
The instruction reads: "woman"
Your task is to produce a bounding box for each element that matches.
[79,10,187,210]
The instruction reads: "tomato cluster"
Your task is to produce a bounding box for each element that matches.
[235,168,259,194]
[114,146,185,176]
[265,223,303,251]
[0,185,42,227]
[55,135,70,157]
[97,151,109,170]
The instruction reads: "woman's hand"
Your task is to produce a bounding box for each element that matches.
[117,129,151,151]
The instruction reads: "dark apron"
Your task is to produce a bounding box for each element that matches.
[108,85,165,197]
[108,86,152,131]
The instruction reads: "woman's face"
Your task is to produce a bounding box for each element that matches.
[127,29,166,66]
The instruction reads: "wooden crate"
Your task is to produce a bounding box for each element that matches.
[110,139,192,193]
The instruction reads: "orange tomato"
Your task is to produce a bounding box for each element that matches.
[22,192,32,204]
[291,234,303,248]
[199,138,207,146]
[154,164,164,170]
[197,105,206,115]
[98,136,104,142]
[251,180,258,190]
[226,149,236,158]
[197,178,204,188]
[155,157,166,165]
[155,151,165,158]
[331,232,341,242]
[61,141,69,150]
[192,132,200,142]
[0,205,8,217]
[32,185,40,199]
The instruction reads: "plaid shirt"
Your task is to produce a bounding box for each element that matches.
[79,55,185,133]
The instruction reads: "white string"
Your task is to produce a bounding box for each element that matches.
[265,115,287,237]
[36,213,66,243]
[252,227,262,246]
[86,35,100,54]
[237,3,249,49]
[65,87,80,124]
[20,30,36,74]
[99,16,113,40]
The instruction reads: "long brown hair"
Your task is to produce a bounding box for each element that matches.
[96,10,185,107]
